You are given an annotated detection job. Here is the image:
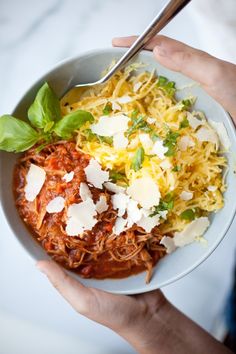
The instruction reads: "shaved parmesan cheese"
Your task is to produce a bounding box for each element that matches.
[111,193,130,217]
[208,120,231,151]
[208,185,217,192]
[180,191,193,201]
[127,177,160,209]
[116,95,132,104]
[174,217,210,247]
[62,171,74,182]
[137,214,160,232]
[111,101,121,111]
[187,113,203,129]
[90,114,130,137]
[178,136,195,151]
[126,199,143,227]
[113,217,127,235]
[160,159,172,170]
[158,210,168,219]
[151,139,168,160]
[104,182,125,194]
[139,133,153,153]
[84,158,109,189]
[25,164,46,202]
[113,132,128,149]
[133,82,142,92]
[79,182,92,201]
[46,196,65,213]
[195,127,219,148]
[95,195,109,213]
[66,218,84,236]
[66,199,97,236]
[160,236,176,254]
[146,117,156,124]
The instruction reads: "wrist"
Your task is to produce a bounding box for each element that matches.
[117,294,173,354]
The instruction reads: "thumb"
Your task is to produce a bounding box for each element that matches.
[113,35,236,121]
[36,260,139,332]
[153,36,236,122]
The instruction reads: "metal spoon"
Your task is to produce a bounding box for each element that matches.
[74,0,191,88]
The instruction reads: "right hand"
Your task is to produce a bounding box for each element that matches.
[113,35,236,124]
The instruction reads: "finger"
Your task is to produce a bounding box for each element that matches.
[113,35,226,87]
[153,37,236,120]
[36,260,138,331]
[112,35,159,51]
[37,260,93,314]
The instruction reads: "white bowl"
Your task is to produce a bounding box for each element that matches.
[1,48,236,294]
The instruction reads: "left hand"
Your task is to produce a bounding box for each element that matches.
[37,260,169,354]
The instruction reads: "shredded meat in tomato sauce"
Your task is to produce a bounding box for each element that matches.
[13,142,166,282]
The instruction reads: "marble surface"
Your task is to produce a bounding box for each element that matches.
[1,0,236,353]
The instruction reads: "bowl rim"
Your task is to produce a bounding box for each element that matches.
[1,47,236,294]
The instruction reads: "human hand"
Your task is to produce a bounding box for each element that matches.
[37,36,235,354]
[113,35,236,123]
[37,260,170,354]
[37,260,232,354]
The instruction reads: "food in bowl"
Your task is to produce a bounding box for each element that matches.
[0,64,230,283]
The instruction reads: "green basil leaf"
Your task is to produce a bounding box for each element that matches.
[28,82,61,129]
[54,110,94,139]
[131,147,145,172]
[0,115,40,152]
[180,209,195,221]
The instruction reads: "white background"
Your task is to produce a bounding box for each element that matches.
[1,0,236,353]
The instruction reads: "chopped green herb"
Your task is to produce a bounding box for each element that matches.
[163,130,180,157]
[150,193,174,216]
[109,171,127,183]
[83,129,97,141]
[97,135,113,145]
[150,132,159,142]
[131,109,139,119]
[157,76,176,97]
[172,165,181,172]
[131,147,145,172]
[157,76,168,85]
[103,103,112,115]
[180,97,196,110]
[83,129,113,145]
[180,209,195,221]
[179,116,190,129]
[127,115,149,136]
[182,99,191,107]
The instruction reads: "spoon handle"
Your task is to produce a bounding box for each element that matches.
[100,0,191,83]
